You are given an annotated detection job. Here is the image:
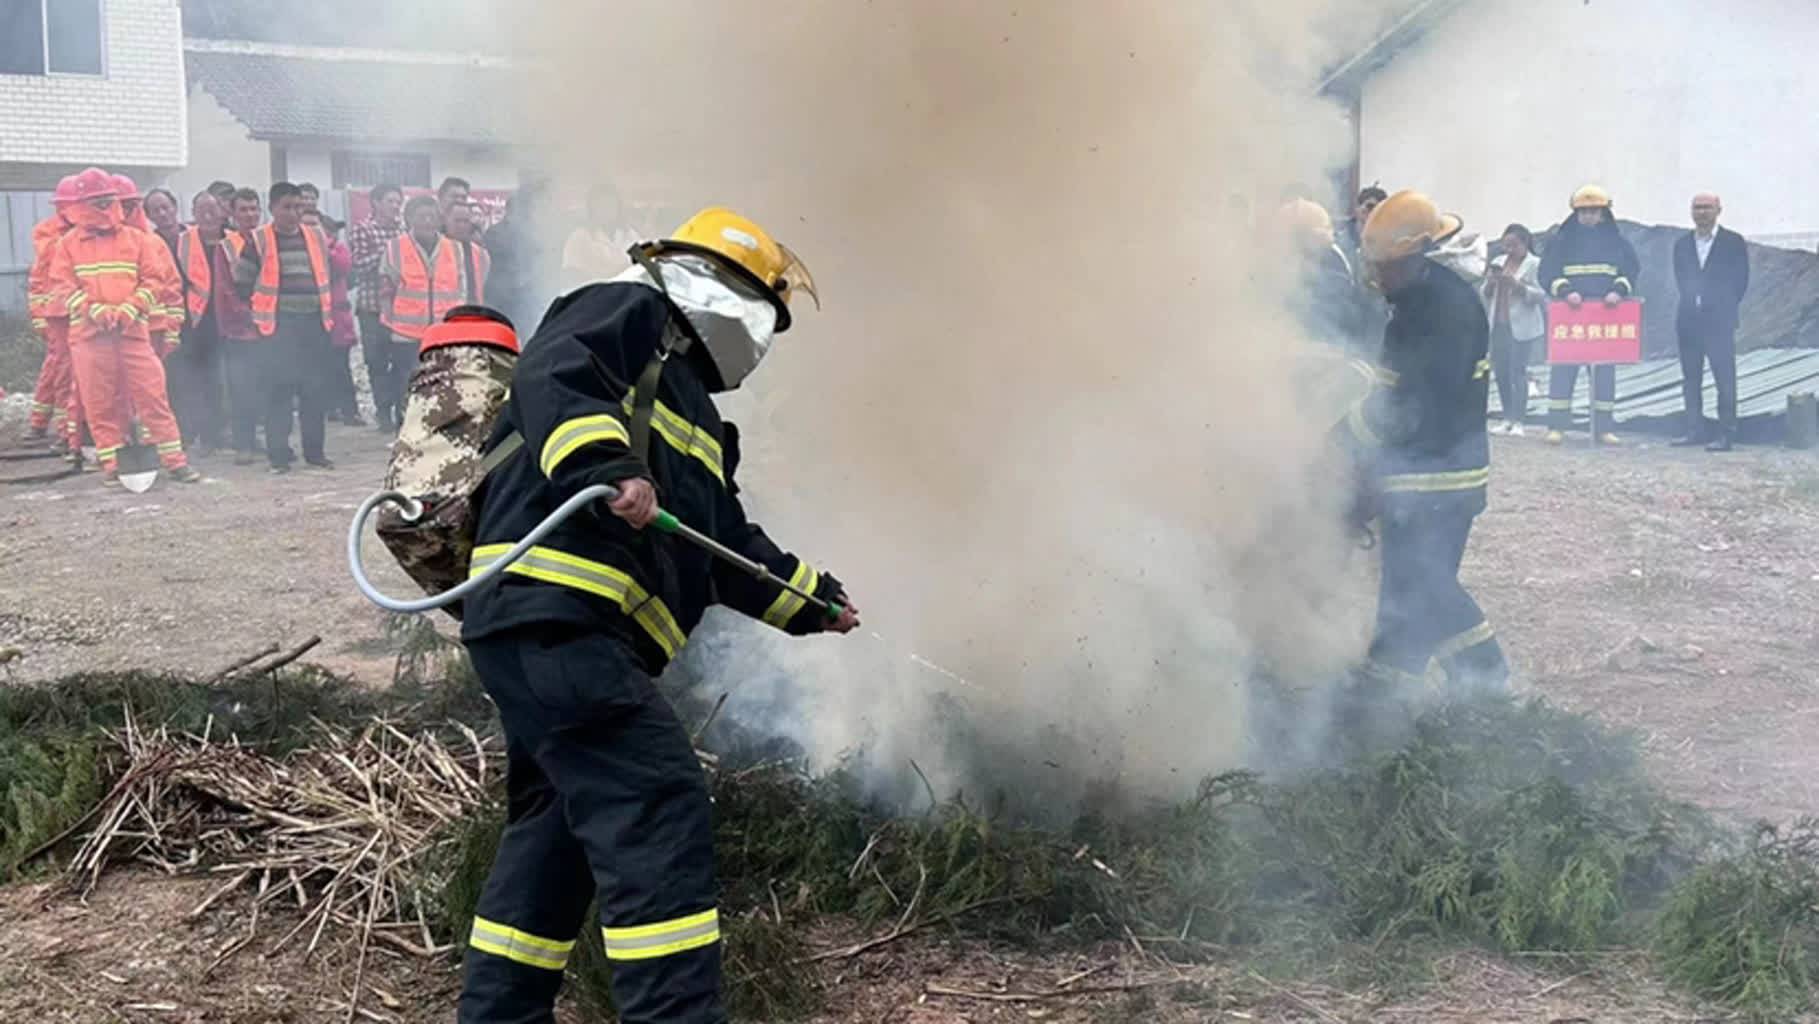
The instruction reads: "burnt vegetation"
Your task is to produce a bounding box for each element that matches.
[0,638,1813,1021]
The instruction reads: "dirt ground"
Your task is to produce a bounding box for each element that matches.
[1,422,1816,1021]
[0,871,1748,1024]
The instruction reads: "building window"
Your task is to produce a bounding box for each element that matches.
[0,0,104,76]
[332,151,432,190]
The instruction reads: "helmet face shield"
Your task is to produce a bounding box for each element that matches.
[615,253,781,390]
[775,243,820,311]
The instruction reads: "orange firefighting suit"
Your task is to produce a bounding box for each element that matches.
[26,212,74,437]
[45,201,189,473]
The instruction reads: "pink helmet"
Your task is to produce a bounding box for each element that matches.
[69,168,119,202]
[110,173,141,200]
[51,175,82,205]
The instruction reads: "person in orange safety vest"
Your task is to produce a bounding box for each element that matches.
[231,181,337,473]
[44,168,200,485]
[378,194,488,419]
[25,175,81,444]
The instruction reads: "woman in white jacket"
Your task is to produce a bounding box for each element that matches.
[1481,224,1546,435]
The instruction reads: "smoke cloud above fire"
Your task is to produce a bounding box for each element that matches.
[501,1,1408,807]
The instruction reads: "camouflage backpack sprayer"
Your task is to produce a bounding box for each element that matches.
[374,311,524,608]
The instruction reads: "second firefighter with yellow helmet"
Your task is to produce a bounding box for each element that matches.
[1538,184,1640,444]
[455,207,856,1024]
[1339,189,1509,695]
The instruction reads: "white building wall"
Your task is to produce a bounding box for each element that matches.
[168,108,522,222]
[0,0,186,178]
[1360,0,1819,240]
[161,86,268,207]
[430,147,519,191]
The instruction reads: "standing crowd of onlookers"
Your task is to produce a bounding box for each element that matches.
[1293,182,1752,452]
[25,174,501,480]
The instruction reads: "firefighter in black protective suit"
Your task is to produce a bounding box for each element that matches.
[1537,184,1641,445]
[455,207,859,1024]
[1339,190,1509,695]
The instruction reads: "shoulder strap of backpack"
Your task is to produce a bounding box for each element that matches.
[478,430,523,477]
[628,352,665,464]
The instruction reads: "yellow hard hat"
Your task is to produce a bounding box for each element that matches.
[1360,189,1462,265]
[1271,198,1336,250]
[1570,184,1612,210]
[652,206,819,331]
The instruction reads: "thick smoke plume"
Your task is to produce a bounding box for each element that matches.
[506,2,1405,808]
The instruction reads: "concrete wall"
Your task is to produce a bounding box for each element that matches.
[1359,0,1819,240]
[166,92,522,221]
[161,86,268,209]
[0,0,186,182]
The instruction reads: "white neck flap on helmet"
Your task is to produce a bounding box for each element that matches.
[612,253,780,389]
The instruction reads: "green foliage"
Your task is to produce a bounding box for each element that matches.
[1657,821,1819,1020]
[9,656,1807,1020]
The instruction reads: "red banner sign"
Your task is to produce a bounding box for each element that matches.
[1546,299,1643,365]
[342,187,514,231]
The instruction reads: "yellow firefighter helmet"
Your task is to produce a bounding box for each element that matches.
[1570,184,1612,210]
[1271,198,1336,251]
[653,206,819,331]
[1359,189,1463,265]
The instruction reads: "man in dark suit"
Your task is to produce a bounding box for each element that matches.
[1672,193,1750,451]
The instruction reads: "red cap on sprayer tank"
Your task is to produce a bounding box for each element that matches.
[419,306,519,356]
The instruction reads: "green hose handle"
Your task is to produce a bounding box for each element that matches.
[650,509,844,621]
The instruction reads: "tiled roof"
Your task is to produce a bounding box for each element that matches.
[187,49,523,145]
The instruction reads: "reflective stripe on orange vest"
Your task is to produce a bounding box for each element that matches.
[176,227,214,326]
[382,236,466,340]
[249,225,333,336]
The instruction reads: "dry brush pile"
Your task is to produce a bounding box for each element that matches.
[1,649,1816,1022]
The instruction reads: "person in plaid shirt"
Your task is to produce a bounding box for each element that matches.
[348,183,407,430]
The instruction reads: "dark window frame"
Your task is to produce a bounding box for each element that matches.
[0,0,105,77]
[330,150,433,190]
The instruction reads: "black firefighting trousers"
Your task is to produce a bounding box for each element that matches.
[457,624,726,1024]
[1546,363,1617,431]
[1365,499,1509,691]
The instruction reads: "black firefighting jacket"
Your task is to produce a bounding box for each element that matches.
[1339,259,1491,515]
[459,282,844,671]
[1537,214,1640,300]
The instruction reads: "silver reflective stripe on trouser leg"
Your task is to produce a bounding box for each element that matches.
[468,916,576,971]
[601,908,721,961]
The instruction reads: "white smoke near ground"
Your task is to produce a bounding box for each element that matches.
[504,1,1406,807]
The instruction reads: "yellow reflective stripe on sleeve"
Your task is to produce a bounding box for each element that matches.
[1381,467,1489,493]
[67,291,89,313]
[1346,402,1381,447]
[470,544,687,657]
[540,414,630,477]
[1473,357,1490,380]
[1550,278,1570,296]
[1612,277,1632,293]
[761,560,820,629]
[602,908,720,962]
[468,916,575,971]
[621,394,726,483]
[1433,620,1495,663]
